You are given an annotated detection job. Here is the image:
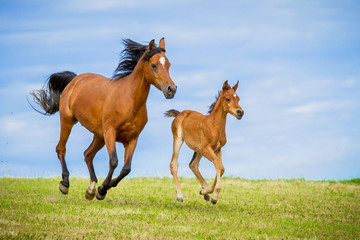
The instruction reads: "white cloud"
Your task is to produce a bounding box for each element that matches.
[287,100,355,115]
[66,0,180,11]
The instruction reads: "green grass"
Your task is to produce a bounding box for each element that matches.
[0,177,359,239]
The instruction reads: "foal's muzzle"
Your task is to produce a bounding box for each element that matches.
[236,109,244,119]
[164,84,177,99]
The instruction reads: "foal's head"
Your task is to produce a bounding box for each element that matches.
[219,81,244,119]
[143,38,177,99]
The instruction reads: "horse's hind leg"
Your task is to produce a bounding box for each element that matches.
[189,151,210,201]
[170,134,184,202]
[84,135,104,200]
[56,115,77,195]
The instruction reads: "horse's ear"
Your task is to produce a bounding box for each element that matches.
[222,80,230,90]
[149,39,155,51]
[159,37,165,49]
[232,81,239,91]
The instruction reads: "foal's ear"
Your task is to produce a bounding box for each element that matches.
[222,80,231,90]
[149,39,156,51]
[232,81,239,91]
[159,37,165,49]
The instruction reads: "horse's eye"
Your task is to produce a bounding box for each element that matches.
[151,63,158,73]
[225,98,230,102]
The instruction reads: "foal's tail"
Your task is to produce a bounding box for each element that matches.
[28,71,77,115]
[164,109,180,118]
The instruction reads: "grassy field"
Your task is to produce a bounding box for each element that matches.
[0,177,359,239]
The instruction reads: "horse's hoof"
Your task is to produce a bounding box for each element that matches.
[177,197,184,203]
[211,198,218,205]
[59,182,69,195]
[85,189,95,201]
[95,186,106,200]
[204,194,210,201]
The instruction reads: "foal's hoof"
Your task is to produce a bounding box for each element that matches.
[85,189,95,201]
[177,197,184,203]
[199,190,210,201]
[95,186,106,200]
[211,198,218,205]
[59,182,69,195]
[204,194,210,201]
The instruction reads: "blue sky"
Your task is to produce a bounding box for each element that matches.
[0,0,359,180]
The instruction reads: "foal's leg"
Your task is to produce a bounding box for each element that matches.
[206,149,222,193]
[56,115,77,194]
[170,135,184,202]
[96,128,118,200]
[189,151,210,201]
[110,138,138,188]
[84,134,104,200]
[201,148,225,204]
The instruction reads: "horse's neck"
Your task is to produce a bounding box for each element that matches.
[209,100,227,132]
[127,63,151,109]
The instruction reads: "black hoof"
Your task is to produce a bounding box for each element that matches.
[204,194,210,201]
[177,197,184,203]
[59,182,69,195]
[85,189,95,201]
[95,186,106,200]
[211,198,217,205]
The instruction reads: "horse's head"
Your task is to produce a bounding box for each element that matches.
[221,80,244,120]
[143,38,177,99]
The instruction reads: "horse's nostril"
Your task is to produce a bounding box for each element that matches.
[168,85,177,94]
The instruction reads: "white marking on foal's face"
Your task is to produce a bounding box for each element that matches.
[233,93,237,98]
[159,57,166,67]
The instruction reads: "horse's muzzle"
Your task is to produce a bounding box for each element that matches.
[164,85,177,99]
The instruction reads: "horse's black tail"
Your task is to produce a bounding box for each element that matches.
[28,71,77,115]
[164,109,180,118]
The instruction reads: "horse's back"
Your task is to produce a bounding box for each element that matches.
[172,110,204,130]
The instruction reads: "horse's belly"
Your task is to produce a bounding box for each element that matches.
[115,118,146,143]
[184,139,201,153]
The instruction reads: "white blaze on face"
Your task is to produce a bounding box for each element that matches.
[233,93,237,98]
[159,57,166,67]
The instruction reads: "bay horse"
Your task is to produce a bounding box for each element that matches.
[165,81,243,204]
[30,38,177,200]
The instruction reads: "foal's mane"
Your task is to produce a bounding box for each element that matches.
[112,39,165,79]
[208,90,221,114]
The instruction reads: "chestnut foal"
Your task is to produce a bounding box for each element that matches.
[30,38,177,200]
[165,81,244,204]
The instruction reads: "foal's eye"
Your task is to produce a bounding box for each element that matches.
[225,98,230,102]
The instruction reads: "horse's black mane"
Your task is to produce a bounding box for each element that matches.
[112,39,165,79]
[208,90,221,114]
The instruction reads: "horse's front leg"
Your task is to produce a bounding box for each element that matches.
[202,147,225,204]
[96,128,118,200]
[110,138,138,188]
